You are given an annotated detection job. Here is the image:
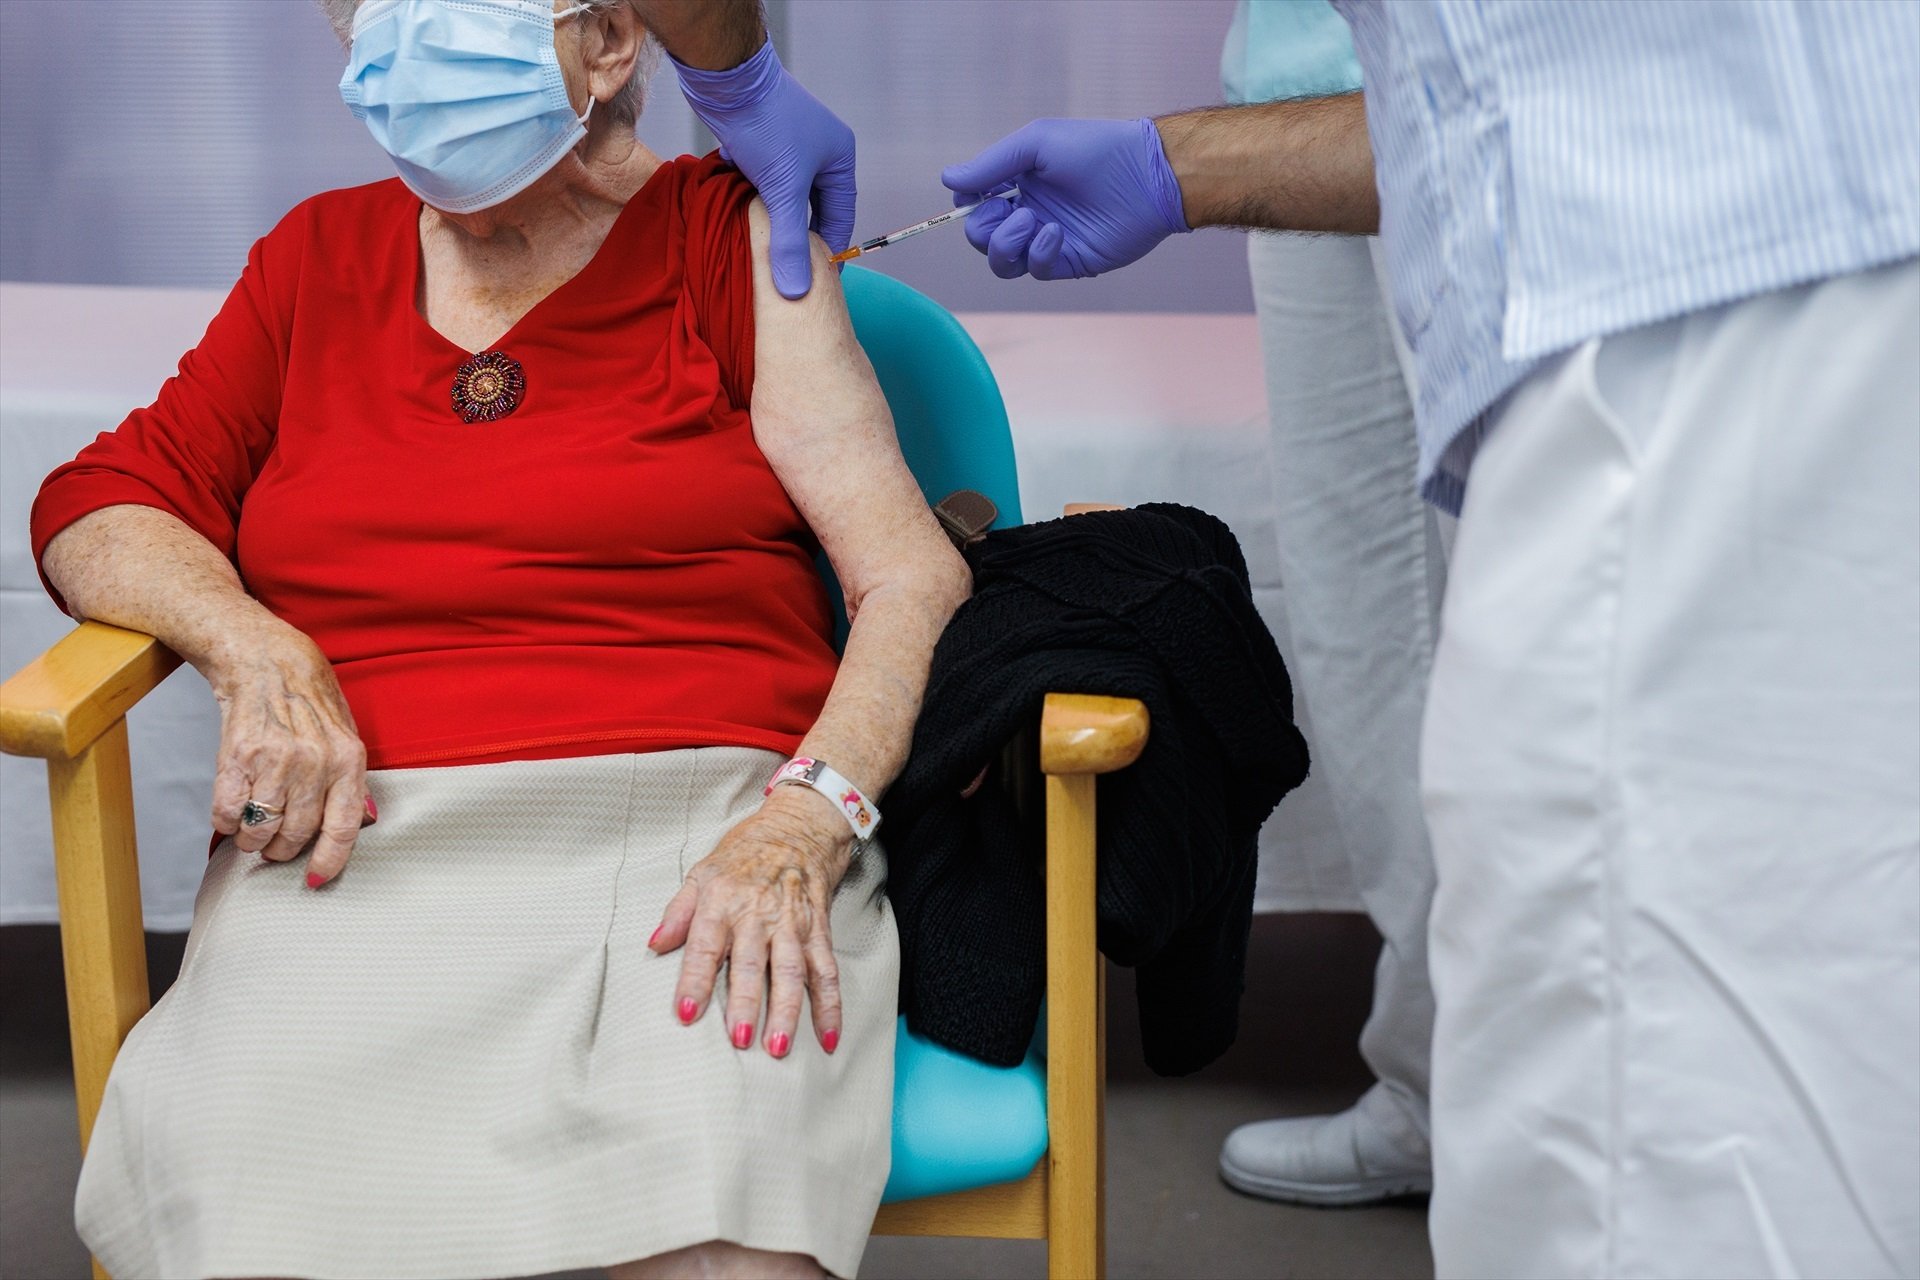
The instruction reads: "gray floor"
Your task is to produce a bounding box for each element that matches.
[1,915,1432,1280]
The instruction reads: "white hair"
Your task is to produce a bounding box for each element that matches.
[317,0,659,128]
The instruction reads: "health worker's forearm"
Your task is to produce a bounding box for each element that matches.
[1158,93,1378,235]
[631,0,765,71]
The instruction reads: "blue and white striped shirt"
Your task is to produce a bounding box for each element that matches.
[1330,0,1920,512]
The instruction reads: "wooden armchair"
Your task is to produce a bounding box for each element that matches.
[871,689,1145,1280]
[0,621,1146,1280]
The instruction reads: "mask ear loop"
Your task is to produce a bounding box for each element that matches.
[562,95,597,167]
[556,2,598,132]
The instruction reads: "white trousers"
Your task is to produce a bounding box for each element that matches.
[1424,259,1920,1278]
[1249,232,1443,1159]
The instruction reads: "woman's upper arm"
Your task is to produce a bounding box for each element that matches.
[30,226,291,600]
[744,199,964,610]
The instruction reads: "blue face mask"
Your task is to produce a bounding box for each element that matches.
[340,0,595,214]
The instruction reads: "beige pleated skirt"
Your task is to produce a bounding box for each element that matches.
[75,747,898,1280]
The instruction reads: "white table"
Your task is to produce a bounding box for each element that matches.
[0,283,1357,930]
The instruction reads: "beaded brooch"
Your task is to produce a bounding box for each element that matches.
[450,350,525,423]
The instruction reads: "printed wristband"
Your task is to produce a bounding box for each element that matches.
[765,757,881,841]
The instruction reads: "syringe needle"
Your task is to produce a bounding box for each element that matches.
[828,189,1018,265]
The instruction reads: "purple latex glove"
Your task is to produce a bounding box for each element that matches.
[940,118,1189,281]
[675,40,856,300]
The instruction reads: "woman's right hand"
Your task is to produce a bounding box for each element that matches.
[204,618,369,887]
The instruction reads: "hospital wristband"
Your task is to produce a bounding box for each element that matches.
[764,757,881,842]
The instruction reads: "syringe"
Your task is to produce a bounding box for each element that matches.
[829,189,1019,265]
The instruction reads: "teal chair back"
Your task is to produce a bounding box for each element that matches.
[842,265,1022,528]
[837,267,1049,1205]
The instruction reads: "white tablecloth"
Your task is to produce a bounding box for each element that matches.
[0,283,1356,930]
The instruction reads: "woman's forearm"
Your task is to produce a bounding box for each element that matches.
[46,504,371,874]
[790,569,967,803]
[41,503,303,674]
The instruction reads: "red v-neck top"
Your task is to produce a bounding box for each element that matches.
[31,155,840,770]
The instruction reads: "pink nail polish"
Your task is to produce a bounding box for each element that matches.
[363,795,379,824]
[768,1032,791,1058]
[305,871,327,889]
[821,1028,840,1054]
[647,924,662,948]
[731,1021,754,1049]
[677,997,698,1024]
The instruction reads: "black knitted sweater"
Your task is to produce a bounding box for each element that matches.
[884,504,1309,1076]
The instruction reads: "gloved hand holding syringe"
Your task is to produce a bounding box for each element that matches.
[829,189,1019,264]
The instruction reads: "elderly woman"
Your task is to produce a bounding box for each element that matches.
[29,1,969,1277]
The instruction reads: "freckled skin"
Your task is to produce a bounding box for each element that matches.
[646,202,972,1064]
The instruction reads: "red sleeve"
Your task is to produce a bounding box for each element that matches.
[680,155,758,412]
[29,210,299,614]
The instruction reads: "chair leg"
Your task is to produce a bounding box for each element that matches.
[47,719,149,1280]
[1045,772,1105,1280]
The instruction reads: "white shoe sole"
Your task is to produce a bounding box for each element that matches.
[1218,1158,1432,1208]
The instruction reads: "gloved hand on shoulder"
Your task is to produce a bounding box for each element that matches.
[940,117,1189,281]
[675,39,856,299]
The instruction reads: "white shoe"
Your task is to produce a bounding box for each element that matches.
[1219,1102,1432,1207]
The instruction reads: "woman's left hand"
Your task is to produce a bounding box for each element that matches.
[648,789,855,1059]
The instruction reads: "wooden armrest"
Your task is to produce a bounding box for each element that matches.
[1040,693,1148,776]
[0,622,180,760]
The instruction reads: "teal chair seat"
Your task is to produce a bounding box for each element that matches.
[884,1017,1049,1202]
[835,267,1046,1203]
